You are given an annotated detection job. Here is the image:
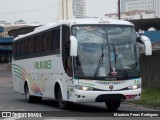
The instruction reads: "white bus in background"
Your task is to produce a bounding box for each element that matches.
[12,18,152,111]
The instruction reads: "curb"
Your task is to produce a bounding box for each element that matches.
[123,102,160,110]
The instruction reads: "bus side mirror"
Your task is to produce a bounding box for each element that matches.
[137,35,152,56]
[136,37,143,44]
[70,36,78,56]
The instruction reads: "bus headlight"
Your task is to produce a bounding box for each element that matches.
[127,84,141,90]
[75,85,94,91]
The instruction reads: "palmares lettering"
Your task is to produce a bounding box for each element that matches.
[34,60,52,70]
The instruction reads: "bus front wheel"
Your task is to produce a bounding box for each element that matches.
[57,88,69,109]
[105,100,121,111]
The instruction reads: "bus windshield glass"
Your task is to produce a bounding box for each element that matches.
[72,25,140,79]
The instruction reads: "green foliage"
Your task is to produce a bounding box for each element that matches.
[130,89,160,107]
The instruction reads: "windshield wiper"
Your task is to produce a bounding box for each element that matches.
[93,44,104,78]
[112,44,117,68]
[111,44,128,78]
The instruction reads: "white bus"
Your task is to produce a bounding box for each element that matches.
[12,18,152,111]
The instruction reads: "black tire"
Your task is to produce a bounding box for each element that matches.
[57,87,69,109]
[105,100,121,111]
[25,84,42,103]
[33,96,42,103]
[25,84,33,103]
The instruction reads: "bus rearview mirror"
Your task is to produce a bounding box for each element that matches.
[137,35,152,56]
[70,36,78,56]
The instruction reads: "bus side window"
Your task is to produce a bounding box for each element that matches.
[51,27,60,53]
[27,37,34,56]
[34,34,42,55]
[21,39,27,57]
[42,32,51,53]
[16,41,21,58]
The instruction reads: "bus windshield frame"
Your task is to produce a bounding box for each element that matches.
[71,24,140,80]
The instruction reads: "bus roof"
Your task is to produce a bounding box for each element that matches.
[13,18,134,41]
[69,18,133,26]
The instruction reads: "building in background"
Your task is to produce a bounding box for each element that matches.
[57,0,73,20]
[72,0,86,18]
[105,0,160,20]
[120,0,160,18]
[0,21,11,26]
[0,20,39,37]
[14,19,26,25]
[0,20,39,63]
[57,0,86,20]
[0,25,12,63]
[105,10,156,20]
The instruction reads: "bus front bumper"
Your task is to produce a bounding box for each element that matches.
[73,88,141,103]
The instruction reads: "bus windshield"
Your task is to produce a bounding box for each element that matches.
[72,25,140,80]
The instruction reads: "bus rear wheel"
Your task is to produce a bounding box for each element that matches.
[57,88,69,109]
[105,100,121,111]
[25,84,42,103]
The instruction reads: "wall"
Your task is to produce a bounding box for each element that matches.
[141,50,160,89]
[142,31,160,42]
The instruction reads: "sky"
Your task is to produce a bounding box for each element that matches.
[0,0,117,24]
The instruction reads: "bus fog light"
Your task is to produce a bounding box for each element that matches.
[82,96,85,98]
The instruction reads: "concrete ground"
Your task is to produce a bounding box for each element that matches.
[0,63,12,84]
[0,63,11,71]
